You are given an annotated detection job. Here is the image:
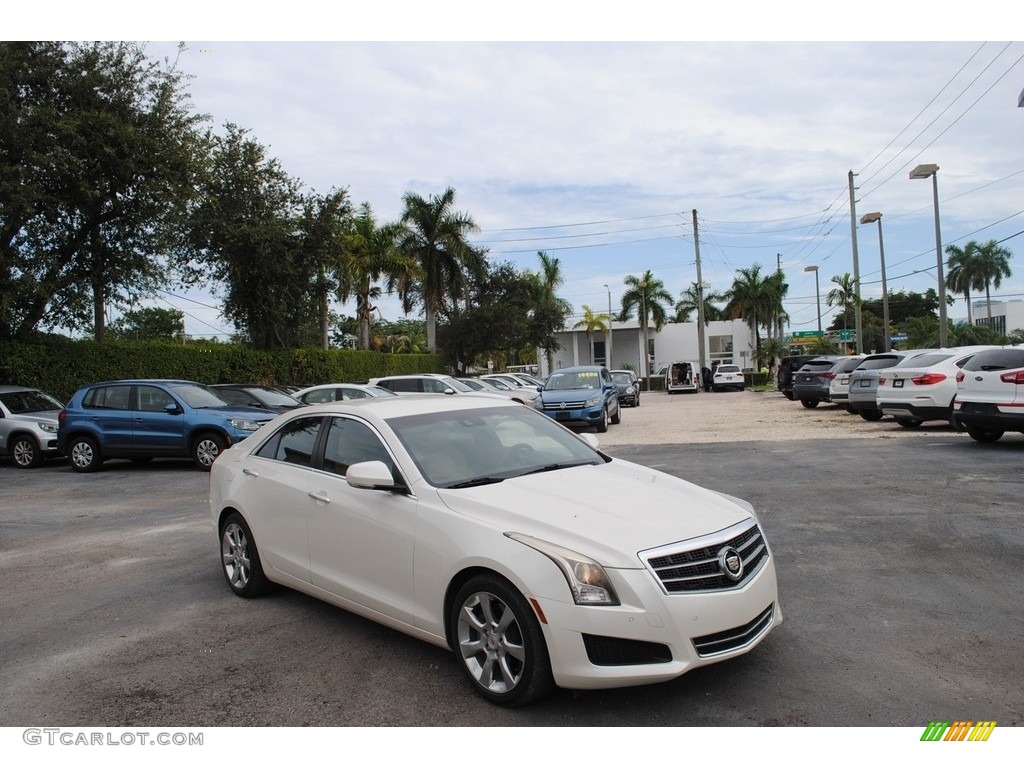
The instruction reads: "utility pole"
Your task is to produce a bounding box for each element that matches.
[693,209,707,377]
[848,170,863,354]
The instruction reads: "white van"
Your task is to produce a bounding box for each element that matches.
[666,361,700,394]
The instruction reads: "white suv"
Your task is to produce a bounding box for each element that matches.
[953,345,1024,443]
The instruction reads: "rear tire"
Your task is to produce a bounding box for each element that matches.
[68,436,102,473]
[800,399,818,409]
[610,404,621,425]
[965,426,1003,443]
[859,410,883,422]
[783,391,795,401]
[596,407,609,433]
[894,417,922,428]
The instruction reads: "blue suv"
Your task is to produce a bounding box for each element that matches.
[537,365,621,432]
[57,379,278,472]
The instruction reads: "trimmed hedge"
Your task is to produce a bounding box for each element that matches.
[0,340,442,403]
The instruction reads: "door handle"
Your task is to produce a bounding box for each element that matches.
[242,468,259,477]
[308,491,330,503]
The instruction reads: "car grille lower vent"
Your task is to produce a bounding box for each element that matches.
[692,603,775,657]
[644,521,768,593]
[582,634,672,666]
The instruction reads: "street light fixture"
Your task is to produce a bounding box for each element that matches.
[804,265,822,339]
[909,163,949,348]
[860,212,890,352]
[603,284,613,368]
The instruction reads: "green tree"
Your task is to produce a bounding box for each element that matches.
[398,187,482,352]
[945,241,984,326]
[620,270,673,375]
[573,305,610,364]
[341,203,418,350]
[723,264,775,361]
[973,239,1013,322]
[184,123,307,349]
[532,251,573,374]
[674,282,724,324]
[825,272,859,334]
[297,189,353,349]
[0,41,206,341]
[106,307,185,341]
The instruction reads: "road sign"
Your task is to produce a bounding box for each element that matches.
[792,331,822,339]
[839,330,853,341]
[891,333,908,342]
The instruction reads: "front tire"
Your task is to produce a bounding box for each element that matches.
[965,426,1003,443]
[68,435,102,473]
[451,574,554,707]
[220,513,271,597]
[193,432,226,471]
[800,399,818,409]
[859,410,883,421]
[10,435,43,468]
[894,417,922,428]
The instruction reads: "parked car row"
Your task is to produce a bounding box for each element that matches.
[785,344,1024,443]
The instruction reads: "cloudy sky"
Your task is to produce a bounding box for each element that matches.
[17,6,1024,340]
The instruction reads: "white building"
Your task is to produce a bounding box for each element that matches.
[964,299,1024,336]
[540,318,756,377]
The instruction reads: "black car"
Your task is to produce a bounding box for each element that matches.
[777,354,819,400]
[791,356,841,408]
[610,369,640,407]
[209,384,302,414]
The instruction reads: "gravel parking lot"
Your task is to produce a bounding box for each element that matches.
[2,389,1022,729]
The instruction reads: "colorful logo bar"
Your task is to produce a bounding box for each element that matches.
[921,721,997,742]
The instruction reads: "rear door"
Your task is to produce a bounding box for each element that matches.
[82,385,134,453]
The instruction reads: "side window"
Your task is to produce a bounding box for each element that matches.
[424,379,448,393]
[83,385,132,410]
[322,417,394,477]
[216,388,248,406]
[342,388,368,400]
[136,385,175,413]
[389,379,420,393]
[255,416,323,468]
[303,388,336,404]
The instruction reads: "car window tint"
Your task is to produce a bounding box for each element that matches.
[84,385,132,410]
[962,349,1024,371]
[215,388,249,406]
[322,417,394,477]
[136,385,175,413]
[895,353,952,368]
[342,387,368,400]
[256,416,323,467]
[388,379,420,393]
[857,356,902,370]
[304,388,337,404]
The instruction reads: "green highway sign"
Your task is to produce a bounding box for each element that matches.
[792,331,822,339]
[839,330,853,341]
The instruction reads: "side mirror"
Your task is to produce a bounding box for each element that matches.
[346,460,397,491]
[164,402,181,414]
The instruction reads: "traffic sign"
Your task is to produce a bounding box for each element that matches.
[792,331,822,339]
[891,333,908,342]
[838,330,853,341]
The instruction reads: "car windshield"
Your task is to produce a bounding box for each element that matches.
[545,371,603,390]
[169,383,232,409]
[717,365,739,374]
[800,360,836,371]
[0,390,63,413]
[388,405,605,489]
[441,377,473,392]
[611,372,633,385]
[248,387,301,406]
[364,386,397,397]
[895,353,953,368]
[856,355,903,370]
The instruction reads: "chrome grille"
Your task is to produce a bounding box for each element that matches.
[543,399,586,409]
[692,603,776,657]
[643,520,768,593]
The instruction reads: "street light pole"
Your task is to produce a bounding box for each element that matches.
[603,284,613,368]
[860,212,890,352]
[909,164,949,348]
[639,281,648,390]
[804,265,822,339]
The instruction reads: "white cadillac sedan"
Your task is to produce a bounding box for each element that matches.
[210,396,781,706]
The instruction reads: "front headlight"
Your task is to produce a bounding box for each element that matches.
[506,532,620,606]
[584,394,603,408]
[229,418,261,431]
[38,422,58,433]
[626,385,636,394]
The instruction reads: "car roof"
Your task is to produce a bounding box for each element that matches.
[261,394,516,422]
[550,365,606,373]
[0,384,41,393]
[75,379,201,388]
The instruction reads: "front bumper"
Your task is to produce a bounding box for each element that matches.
[534,556,782,689]
[540,404,607,428]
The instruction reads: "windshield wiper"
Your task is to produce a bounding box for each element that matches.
[445,476,506,489]
[521,460,597,476]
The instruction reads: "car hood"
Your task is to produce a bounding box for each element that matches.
[7,410,60,426]
[435,460,753,568]
[201,405,279,420]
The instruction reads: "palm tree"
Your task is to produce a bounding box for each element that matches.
[340,202,417,350]
[674,282,723,324]
[534,251,573,374]
[764,268,790,342]
[723,264,773,362]
[620,270,673,375]
[573,305,610,364]
[973,239,1013,322]
[398,187,481,352]
[945,241,984,326]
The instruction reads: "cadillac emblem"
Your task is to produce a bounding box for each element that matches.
[718,546,744,582]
